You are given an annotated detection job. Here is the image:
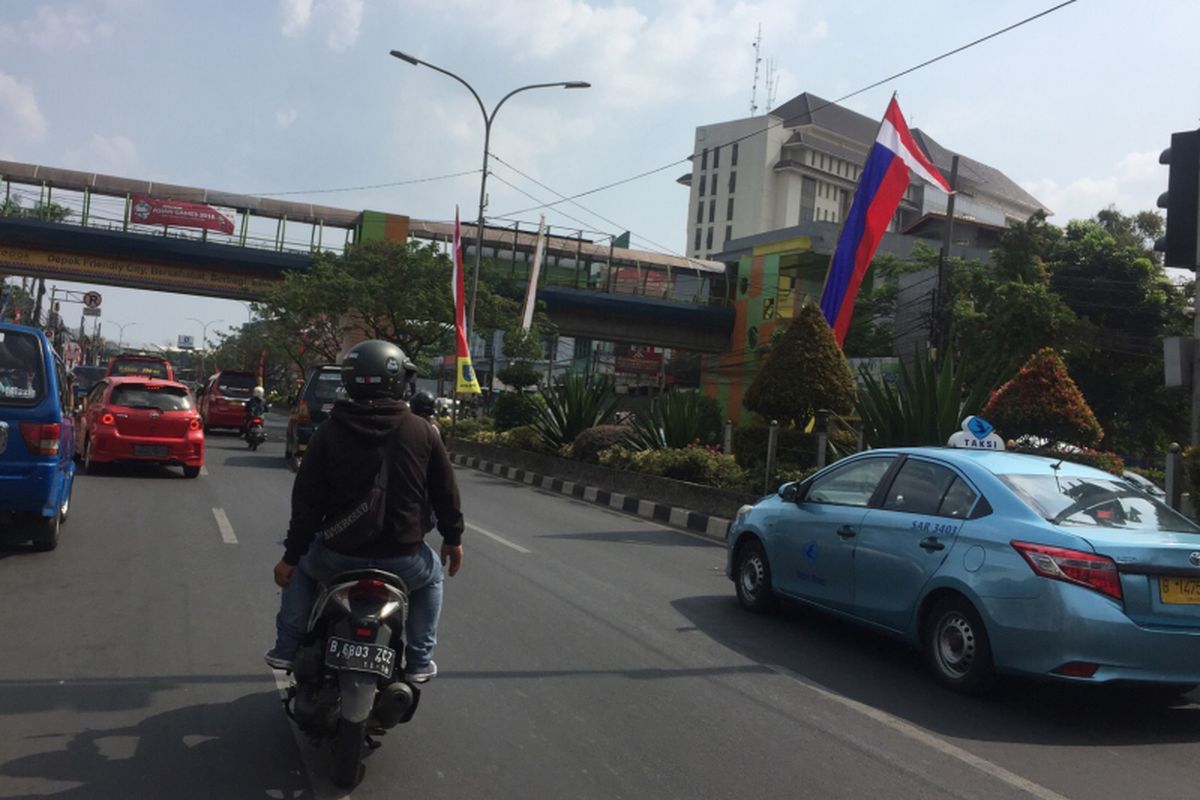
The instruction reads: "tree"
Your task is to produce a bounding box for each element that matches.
[982,347,1103,448]
[744,302,856,426]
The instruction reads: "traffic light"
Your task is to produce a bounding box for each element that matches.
[1157,129,1200,268]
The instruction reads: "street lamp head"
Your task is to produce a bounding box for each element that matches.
[563,81,591,89]
[390,49,420,66]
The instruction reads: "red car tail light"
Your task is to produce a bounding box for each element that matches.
[295,401,310,425]
[1012,541,1123,601]
[99,409,116,425]
[19,422,61,456]
[188,417,202,431]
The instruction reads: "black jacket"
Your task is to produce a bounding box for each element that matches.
[282,399,463,565]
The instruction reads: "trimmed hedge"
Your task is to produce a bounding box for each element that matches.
[599,444,747,489]
[571,425,632,463]
[492,391,545,432]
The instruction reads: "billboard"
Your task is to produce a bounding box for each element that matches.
[178,334,196,350]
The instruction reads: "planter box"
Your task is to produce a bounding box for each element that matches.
[449,439,759,519]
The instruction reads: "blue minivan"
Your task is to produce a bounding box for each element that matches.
[0,323,75,551]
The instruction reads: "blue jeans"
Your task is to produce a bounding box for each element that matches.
[274,540,444,670]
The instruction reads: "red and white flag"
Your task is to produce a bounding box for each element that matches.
[452,208,481,395]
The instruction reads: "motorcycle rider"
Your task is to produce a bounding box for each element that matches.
[266,340,464,682]
[244,385,267,428]
[408,389,438,434]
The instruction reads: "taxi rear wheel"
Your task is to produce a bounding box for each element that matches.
[923,596,996,695]
[735,539,776,613]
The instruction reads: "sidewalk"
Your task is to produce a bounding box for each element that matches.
[450,452,733,543]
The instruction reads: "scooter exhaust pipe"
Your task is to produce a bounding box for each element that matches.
[373,681,418,727]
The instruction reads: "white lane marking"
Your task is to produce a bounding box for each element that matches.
[270,670,353,800]
[466,521,530,554]
[199,465,209,476]
[765,664,1072,800]
[212,507,237,544]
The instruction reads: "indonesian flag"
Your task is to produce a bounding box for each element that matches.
[819,96,952,345]
[452,208,482,395]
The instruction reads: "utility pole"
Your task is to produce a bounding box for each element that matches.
[934,155,960,361]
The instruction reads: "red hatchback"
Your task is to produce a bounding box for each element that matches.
[75,376,204,478]
[198,370,258,432]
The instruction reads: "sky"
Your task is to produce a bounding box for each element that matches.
[1,0,1198,349]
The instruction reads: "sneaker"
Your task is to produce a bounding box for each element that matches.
[264,650,294,671]
[405,660,437,683]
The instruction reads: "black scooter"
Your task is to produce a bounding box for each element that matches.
[283,569,420,788]
[244,410,267,450]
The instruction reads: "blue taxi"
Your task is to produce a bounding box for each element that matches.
[0,323,75,551]
[727,447,1200,694]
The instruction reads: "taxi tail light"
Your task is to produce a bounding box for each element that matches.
[1011,541,1123,601]
[19,422,60,456]
[188,417,202,431]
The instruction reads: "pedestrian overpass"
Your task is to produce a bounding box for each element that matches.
[0,160,733,352]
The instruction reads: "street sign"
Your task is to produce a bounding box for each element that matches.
[83,307,101,317]
[82,291,103,309]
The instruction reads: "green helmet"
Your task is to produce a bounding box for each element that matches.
[341,340,417,400]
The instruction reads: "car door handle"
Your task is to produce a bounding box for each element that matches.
[836,526,856,540]
[919,537,945,552]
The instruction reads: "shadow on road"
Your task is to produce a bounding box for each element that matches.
[0,688,309,799]
[75,463,185,480]
[538,529,713,548]
[222,454,291,471]
[672,593,1200,747]
[0,675,272,715]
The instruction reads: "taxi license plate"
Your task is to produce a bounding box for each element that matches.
[325,636,395,678]
[133,444,169,457]
[1159,577,1200,605]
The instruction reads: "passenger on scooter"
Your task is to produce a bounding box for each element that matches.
[244,385,267,426]
[266,340,465,683]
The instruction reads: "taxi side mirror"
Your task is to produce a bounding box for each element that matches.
[778,482,799,502]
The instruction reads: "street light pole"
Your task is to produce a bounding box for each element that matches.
[389,50,589,334]
[111,321,136,352]
[187,317,224,379]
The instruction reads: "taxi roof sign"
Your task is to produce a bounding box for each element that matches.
[948,416,1005,450]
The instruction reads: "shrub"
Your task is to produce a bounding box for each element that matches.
[571,425,632,463]
[448,416,494,440]
[627,391,723,450]
[530,374,619,449]
[600,444,748,489]
[1009,444,1125,475]
[857,347,999,448]
[492,391,545,432]
[498,425,552,454]
[777,465,821,485]
[983,348,1102,448]
[744,302,856,427]
[732,425,857,472]
[497,362,542,391]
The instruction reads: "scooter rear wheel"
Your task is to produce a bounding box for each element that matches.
[332,720,366,788]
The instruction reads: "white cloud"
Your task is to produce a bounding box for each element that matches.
[280,0,314,36]
[0,4,115,53]
[1021,149,1165,223]
[416,0,813,110]
[0,72,47,158]
[279,0,363,50]
[276,109,299,128]
[326,0,363,51]
[62,134,139,175]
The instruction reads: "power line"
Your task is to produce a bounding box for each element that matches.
[496,0,1077,219]
[251,168,482,197]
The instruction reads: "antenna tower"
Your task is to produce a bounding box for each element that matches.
[749,24,762,116]
[765,56,779,112]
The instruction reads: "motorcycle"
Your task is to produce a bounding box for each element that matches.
[244,416,267,450]
[283,569,420,788]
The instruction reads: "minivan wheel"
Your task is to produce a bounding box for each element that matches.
[29,511,60,552]
[735,539,777,613]
[923,596,996,694]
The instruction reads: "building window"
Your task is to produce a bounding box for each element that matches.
[725,224,732,242]
[726,197,735,220]
[701,148,708,170]
[728,171,736,192]
[698,174,706,196]
[731,142,738,166]
[712,176,719,196]
[696,201,704,224]
[693,227,702,252]
[708,199,716,223]
[706,227,714,249]
[713,146,720,169]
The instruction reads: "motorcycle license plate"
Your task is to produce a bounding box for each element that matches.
[325,636,395,678]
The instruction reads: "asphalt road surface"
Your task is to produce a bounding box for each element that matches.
[2,417,1199,799]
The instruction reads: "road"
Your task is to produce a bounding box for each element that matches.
[2,417,1199,799]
